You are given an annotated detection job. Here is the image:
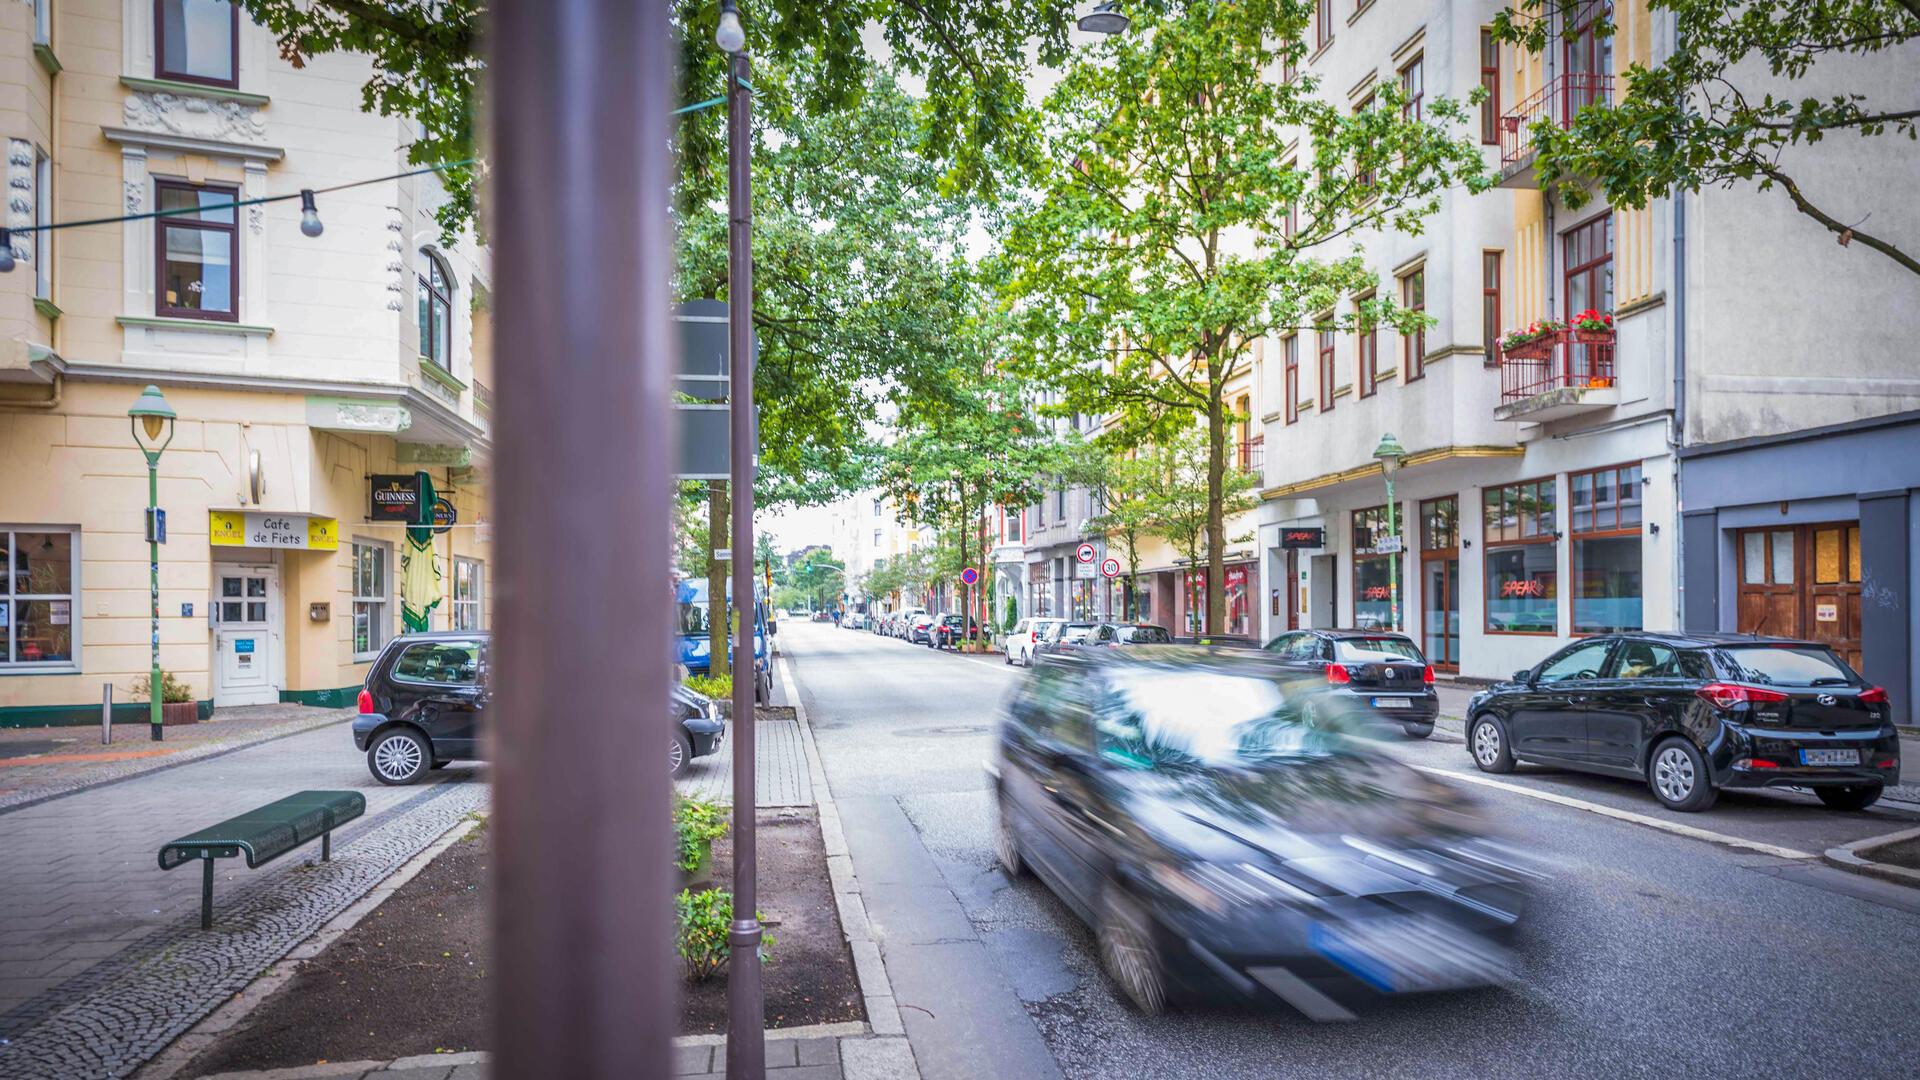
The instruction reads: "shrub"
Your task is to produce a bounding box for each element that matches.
[684,674,731,701]
[130,670,194,704]
[1002,595,1018,633]
[676,887,773,982]
[674,796,730,874]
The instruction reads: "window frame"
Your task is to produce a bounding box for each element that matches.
[1482,477,1559,636]
[153,179,239,322]
[1399,55,1424,121]
[1479,29,1500,145]
[1355,291,1379,398]
[418,248,454,372]
[351,539,393,661]
[1400,266,1426,382]
[1317,323,1337,411]
[1570,463,1643,634]
[1316,0,1333,49]
[1482,250,1503,366]
[1351,505,1401,631]
[452,556,485,632]
[34,148,52,302]
[1283,335,1300,425]
[154,0,240,89]
[0,526,82,672]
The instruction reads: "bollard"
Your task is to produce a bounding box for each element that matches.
[102,682,113,745]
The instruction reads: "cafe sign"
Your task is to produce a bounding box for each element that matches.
[210,512,340,551]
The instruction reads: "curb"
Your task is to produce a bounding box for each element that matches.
[1822,824,1920,887]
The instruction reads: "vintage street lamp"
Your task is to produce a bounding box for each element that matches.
[1078,2,1130,35]
[1372,432,1407,633]
[129,385,177,742]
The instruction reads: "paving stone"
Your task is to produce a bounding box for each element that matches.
[674,716,813,807]
[371,1067,452,1080]
[673,1042,714,1074]
[793,1037,840,1066]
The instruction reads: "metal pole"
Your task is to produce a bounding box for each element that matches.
[726,46,766,1080]
[148,453,163,742]
[102,682,112,745]
[1386,477,1400,632]
[490,0,676,1075]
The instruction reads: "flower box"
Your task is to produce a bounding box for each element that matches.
[1570,308,1614,344]
[1573,329,1614,345]
[1502,330,1562,360]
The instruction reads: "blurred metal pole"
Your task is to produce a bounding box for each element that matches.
[102,683,112,745]
[490,0,676,1076]
[725,45,766,1080]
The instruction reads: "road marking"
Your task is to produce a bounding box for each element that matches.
[1414,765,1817,861]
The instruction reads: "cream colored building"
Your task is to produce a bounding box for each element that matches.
[0,0,492,724]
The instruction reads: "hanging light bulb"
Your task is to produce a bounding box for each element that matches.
[715,0,745,53]
[0,228,14,273]
[298,189,324,237]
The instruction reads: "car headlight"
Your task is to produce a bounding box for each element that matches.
[1151,861,1328,915]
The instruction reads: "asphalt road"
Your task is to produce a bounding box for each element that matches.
[785,622,1920,1080]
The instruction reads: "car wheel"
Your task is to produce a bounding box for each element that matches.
[368,728,429,786]
[1098,886,1167,1016]
[1816,784,1883,812]
[994,794,1026,876]
[670,731,693,778]
[1470,715,1515,774]
[1649,738,1717,812]
[1402,722,1434,740]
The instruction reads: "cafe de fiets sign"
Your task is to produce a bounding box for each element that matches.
[370,474,423,521]
[210,512,340,551]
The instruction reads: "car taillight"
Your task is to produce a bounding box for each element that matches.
[1422,664,1435,685]
[1875,757,1898,769]
[1859,686,1889,704]
[1695,683,1789,710]
[1733,757,1779,770]
[1326,663,1351,685]
[357,689,374,714]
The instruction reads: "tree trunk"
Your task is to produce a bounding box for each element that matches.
[1205,387,1227,638]
[707,481,730,678]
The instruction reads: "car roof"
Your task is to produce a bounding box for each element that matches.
[1039,644,1296,675]
[1309,629,1416,639]
[1597,630,1827,650]
[390,630,488,642]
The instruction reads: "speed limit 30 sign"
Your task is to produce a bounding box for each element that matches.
[1100,558,1121,578]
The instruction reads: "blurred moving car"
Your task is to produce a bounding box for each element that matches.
[990,649,1527,1017]
[1005,617,1066,666]
[1465,631,1899,812]
[1263,630,1438,738]
[1040,621,1101,658]
[931,613,981,650]
[1113,624,1175,646]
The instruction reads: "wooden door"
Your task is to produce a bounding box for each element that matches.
[1736,527,1801,639]
[1804,523,1863,670]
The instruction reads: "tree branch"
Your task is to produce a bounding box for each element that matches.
[1755,160,1920,277]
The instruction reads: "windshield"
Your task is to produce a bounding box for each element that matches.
[1119,626,1171,644]
[677,600,711,635]
[1096,670,1339,770]
[1714,645,1857,687]
[1060,624,1098,643]
[1334,637,1423,663]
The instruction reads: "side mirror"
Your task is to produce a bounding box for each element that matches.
[768,619,778,637]
[1512,668,1533,685]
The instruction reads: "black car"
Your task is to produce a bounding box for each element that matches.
[1114,624,1175,645]
[991,648,1528,1017]
[352,632,724,784]
[1041,621,1102,657]
[1262,629,1439,738]
[931,613,981,649]
[1464,632,1899,812]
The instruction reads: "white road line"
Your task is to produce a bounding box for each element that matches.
[1414,765,1817,861]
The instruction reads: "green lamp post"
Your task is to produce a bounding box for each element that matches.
[1372,432,1407,633]
[129,385,176,742]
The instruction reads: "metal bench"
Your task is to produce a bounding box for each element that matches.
[158,790,366,929]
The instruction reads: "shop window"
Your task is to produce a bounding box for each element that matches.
[1484,479,1557,633]
[156,181,238,321]
[1,528,79,668]
[1352,505,1401,631]
[1421,496,1457,551]
[452,557,485,631]
[352,540,391,659]
[1225,564,1250,637]
[1571,463,1642,633]
[157,0,238,88]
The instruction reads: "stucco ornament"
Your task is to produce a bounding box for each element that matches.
[123,92,269,144]
[384,208,408,310]
[124,180,145,214]
[6,139,33,267]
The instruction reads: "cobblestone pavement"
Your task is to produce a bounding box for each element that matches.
[0,718,489,1079]
[674,712,814,808]
[0,706,355,815]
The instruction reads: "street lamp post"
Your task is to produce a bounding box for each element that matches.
[1373,432,1407,633]
[129,386,176,742]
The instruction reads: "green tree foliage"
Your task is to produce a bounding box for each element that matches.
[787,547,849,611]
[998,0,1489,635]
[1143,429,1260,630]
[1066,439,1161,622]
[1494,0,1920,276]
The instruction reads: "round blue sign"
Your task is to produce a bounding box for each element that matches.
[960,567,980,586]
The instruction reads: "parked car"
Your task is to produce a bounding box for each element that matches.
[1261,630,1438,738]
[991,648,1528,1016]
[840,611,862,629]
[1465,632,1899,812]
[669,682,727,778]
[892,607,927,639]
[1114,624,1175,645]
[1053,622,1121,653]
[931,613,981,649]
[1005,617,1066,666]
[906,613,936,644]
[1037,621,1100,658]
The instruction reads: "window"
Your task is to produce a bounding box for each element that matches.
[33,0,50,45]
[1484,478,1557,634]
[1354,94,1376,191]
[1607,640,1681,680]
[155,0,238,88]
[393,639,483,685]
[1537,639,1613,683]
[1056,488,1066,519]
[1355,292,1379,398]
[419,250,453,371]
[873,529,882,546]
[453,557,484,631]
[1003,507,1023,544]
[1482,251,1503,365]
[1317,324,1337,411]
[1400,266,1425,381]
[155,181,237,321]
[1571,463,1642,633]
[352,540,391,659]
[1035,499,1045,529]
[1283,336,1300,424]
[872,498,883,517]
[1421,496,1458,551]
[1563,214,1614,320]
[1479,29,1500,144]
[34,149,52,302]
[1352,506,1401,630]
[1281,160,1299,239]
[1399,56,1424,121]
[1,528,79,668]
[1316,0,1332,49]
[1235,394,1253,471]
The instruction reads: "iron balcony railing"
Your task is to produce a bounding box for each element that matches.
[1500,72,1613,170]
[1237,437,1264,473]
[1499,331,1616,402]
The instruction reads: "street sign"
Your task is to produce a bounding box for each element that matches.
[1376,535,1405,554]
[1076,542,1097,564]
[1075,561,1097,579]
[1100,557,1121,579]
[146,508,167,544]
[675,403,760,480]
[675,299,758,398]
[960,567,980,586]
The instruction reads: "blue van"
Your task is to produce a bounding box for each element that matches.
[675,577,774,704]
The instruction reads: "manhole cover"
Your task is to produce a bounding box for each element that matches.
[894,724,992,738]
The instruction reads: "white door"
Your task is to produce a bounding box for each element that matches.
[214,566,281,707]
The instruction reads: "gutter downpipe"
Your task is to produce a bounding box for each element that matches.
[1671,177,1689,631]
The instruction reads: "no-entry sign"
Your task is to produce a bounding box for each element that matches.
[1100,558,1121,579]
[1076,542,1097,564]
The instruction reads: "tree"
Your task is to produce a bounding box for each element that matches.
[787,548,848,612]
[1066,439,1159,622]
[1495,1,1920,277]
[999,0,1489,636]
[1136,430,1259,636]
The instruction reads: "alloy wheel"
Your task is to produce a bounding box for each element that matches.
[669,734,686,774]
[1654,746,1696,803]
[1473,721,1501,767]
[1100,904,1166,1015]
[374,733,423,782]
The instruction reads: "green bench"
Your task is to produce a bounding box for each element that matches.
[158,790,366,929]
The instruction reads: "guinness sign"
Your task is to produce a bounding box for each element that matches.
[370,474,423,521]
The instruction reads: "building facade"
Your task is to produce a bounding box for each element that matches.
[0,0,492,723]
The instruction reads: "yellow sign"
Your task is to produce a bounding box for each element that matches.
[209,512,340,551]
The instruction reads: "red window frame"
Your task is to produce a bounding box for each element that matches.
[1562,212,1613,319]
[1399,56,1424,121]
[1354,94,1376,191]
[1317,326,1337,412]
[1401,267,1425,382]
[155,0,240,89]
[1356,293,1379,398]
[1479,29,1500,145]
[1482,250,1502,365]
[1316,0,1333,49]
[1283,335,1300,425]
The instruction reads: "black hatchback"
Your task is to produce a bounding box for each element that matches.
[1262,629,1439,738]
[1464,632,1899,812]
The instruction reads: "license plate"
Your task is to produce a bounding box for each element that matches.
[1371,697,1412,709]
[1310,919,1506,994]
[1800,748,1860,766]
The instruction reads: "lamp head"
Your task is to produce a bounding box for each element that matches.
[716,0,746,53]
[128,385,177,448]
[1077,1,1130,35]
[1372,431,1407,475]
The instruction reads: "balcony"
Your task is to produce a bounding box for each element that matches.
[1497,72,1612,189]
[1237,437,1264,474]
[1494,331,1618,422]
